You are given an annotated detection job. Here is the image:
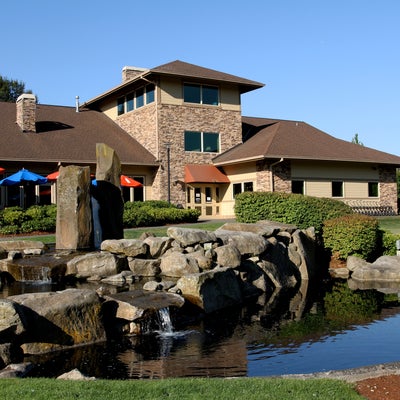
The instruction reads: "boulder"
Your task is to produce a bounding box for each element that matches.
[101,271,136,285]
[167,227,217,247]
[0,343,23,370]
[8,289,105,354]
[214,244,242,268]
[175,267,242,313]
[102,290,184,334]
[66,252,127,279]
[291,229,317,280]
[57,368,96,381]
[0,240,47,255]
[101,239,148,257]
[160,252,200,277]
[0,299,26,338]
[128,258,161,276]
[215,230,269,257]
[143,236,173,258]
[186,248,214,271]
[351,255,400,282]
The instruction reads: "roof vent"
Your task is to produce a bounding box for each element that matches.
[75,96,80,113]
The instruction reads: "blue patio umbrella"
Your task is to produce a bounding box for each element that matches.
[0,168,48,186]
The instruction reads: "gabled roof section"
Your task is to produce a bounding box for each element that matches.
[83,60,264,108]
[0,101,158,166]
[151,60,264,93]
[213,116,400,166]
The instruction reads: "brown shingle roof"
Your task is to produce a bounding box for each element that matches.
[0,101,158,166]
[213,116,400,166]
[83,60,264,107]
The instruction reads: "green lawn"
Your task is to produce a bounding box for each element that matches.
[376,215,400,234]
[0,377,363,400]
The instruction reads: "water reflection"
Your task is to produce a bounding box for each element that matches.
[4,278,400,379]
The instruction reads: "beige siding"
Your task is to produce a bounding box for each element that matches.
[99,100,118,120]
[220,84,241,111]
[305,181,332,197]
[345,181,368,198]
[160,77,182,105]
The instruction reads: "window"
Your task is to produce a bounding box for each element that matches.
[116,84,155,115]
[183,83,219,105]
[292,180,304,194]
[146,84,155,103]
[117,97,125,115]
[184,131,220,153]
[205,187,212,203]
[126,93,134,112]
[332,181,343,197]
[233,182,253,198]
[368,182,379,197]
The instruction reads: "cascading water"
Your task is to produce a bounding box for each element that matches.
[19,265,51,283]
[156,307,174,335]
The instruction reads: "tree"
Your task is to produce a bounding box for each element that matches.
[351,133,364,146]
[0,75,32,102]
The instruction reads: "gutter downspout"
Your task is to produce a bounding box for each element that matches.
[270,158,284,192]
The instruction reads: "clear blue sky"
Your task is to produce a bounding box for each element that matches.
[2,0,399,155]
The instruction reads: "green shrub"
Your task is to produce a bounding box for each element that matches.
[381,230,400,255]
[322,214,380,260]
[234,192,353,234]
[123,201,200,228]
[1,206,25,226]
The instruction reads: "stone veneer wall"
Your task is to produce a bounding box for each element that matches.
[273,160,292,193]
[379,166,398,214]
[256,160,272,192]
[116,102,242,205]
[256,159,292,193]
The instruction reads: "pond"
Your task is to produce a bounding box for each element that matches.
[2,277,400,379]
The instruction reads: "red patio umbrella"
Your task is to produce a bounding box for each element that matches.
[46,171,59,180]
[120,175,142,187]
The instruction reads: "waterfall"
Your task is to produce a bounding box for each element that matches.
[156,307,173,334]
[19,266,51,283]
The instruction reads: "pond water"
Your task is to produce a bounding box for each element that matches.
[2,277,400,379]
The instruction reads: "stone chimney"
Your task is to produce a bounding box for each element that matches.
[16,93,36,132]
[122,66,147,82]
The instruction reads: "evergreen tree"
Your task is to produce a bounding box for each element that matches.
[0,75,32,102]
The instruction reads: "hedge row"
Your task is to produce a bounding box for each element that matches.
[0,205,57,235]
[234,191,353,234]
[0,201,201,235]
[234,191,397,261]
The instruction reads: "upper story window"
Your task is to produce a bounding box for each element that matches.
[183,83,219,106]
[184,131,220,153]
[117,97,125,116]
[117,83,155,115]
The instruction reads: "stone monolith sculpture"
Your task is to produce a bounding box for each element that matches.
[91,143,124,248]
[56,165,92,250]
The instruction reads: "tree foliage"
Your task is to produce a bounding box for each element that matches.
[351,133,364,146]
[0,75,32,102]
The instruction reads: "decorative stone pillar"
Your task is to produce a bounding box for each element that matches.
[56,166,92,250]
